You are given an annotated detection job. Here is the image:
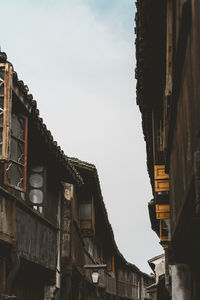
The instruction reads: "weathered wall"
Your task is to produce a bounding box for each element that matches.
[16,206,57,270]
[169,1,200,236]
[0,195,15,243]
[171,264,192,300]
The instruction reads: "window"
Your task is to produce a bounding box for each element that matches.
[96,242,103,263]
[28,165,46,213]
[79,196,95,236]
[4,113,28,191]
[85,238,93,257]
[0,62,12,160]
[0,62,28,192]
[80,202,92,219]
[160,219,169,241]
[106,255,115,273]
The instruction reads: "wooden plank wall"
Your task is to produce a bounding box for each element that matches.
[16,207,57,270]
[13,278,44,300]
[117,268,139,299]
[0,195,15,243]
[71,222,84,267]
[170,1,200,233]
[104,272,116,295]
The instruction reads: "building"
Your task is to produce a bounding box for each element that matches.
[147,254,169,300]
[0,51,83,300]
[63,158,155,300]
[0,51,153,299]
[135,0,200,299]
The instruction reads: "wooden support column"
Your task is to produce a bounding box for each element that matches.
[60,183,73,300]
[0,257,6,300]
[165,0,173,97]
[164,0,173,150]
[5,247,20,297]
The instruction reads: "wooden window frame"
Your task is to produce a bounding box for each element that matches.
[4,114,28,192]
[0,62,12,160]
[0,62,29,193]
[106,255,115,273]
[160,219,168,242]
[156,204,170,220]
[79,196,95,236]
[154,165,169,180]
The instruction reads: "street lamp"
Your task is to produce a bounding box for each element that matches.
[83,264,107,285]
[91,271,100,284]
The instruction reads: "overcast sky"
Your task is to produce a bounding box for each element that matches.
[1,0,162,272]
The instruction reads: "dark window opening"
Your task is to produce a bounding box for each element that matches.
[80,202,92,220]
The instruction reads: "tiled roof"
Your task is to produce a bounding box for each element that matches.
[135,0,166,187]
[1,51,83,186]
[69,157,152,276]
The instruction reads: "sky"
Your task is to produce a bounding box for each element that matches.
[0,0,163,272]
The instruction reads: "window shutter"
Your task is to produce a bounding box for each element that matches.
[106,255,115,273]
[0,62,12,160]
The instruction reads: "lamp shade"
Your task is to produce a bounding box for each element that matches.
[91,271,99,284]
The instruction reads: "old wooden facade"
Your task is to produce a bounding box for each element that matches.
[61,158,154,300]
[0,51,153,300]
[0,51,83,300]
[136,0,200,299]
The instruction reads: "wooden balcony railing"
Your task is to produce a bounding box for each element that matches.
[118,280,138,299]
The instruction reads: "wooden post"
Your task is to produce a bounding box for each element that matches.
[0,257,6,300]
[165,0,173,97]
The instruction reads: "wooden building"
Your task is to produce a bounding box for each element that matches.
[0,51,83,300]
[63,158,154,300]
[0,51,153,299]
[136,0,200,299]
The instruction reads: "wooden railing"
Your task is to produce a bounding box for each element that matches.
[105,272,116,295]
[118,280,138,299]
